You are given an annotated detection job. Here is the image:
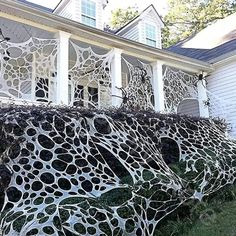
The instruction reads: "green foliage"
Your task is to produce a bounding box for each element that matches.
[154,184,236,235]
[163,0,236,47]
[110,7,139,29]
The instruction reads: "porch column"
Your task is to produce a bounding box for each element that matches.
[31,52,36,101]
[56,31,71,105]
[111,48,123,107]
[151,60,165,112]
[197,77,209,118]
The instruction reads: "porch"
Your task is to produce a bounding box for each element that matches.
[0,1,215,118]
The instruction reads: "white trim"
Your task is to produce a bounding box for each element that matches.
[210,50,236,68]
[56,30,71,105]
[31,52,36,101]
[138,21,142,43]
[197,79,209,118]
[152,60,165,112]
[53,0,71,14]
[111,48,123,107]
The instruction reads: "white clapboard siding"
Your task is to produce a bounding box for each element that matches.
[207,60,236,137]
[121,23,139,42]
[55,0,74,20]
[54,0,104,30]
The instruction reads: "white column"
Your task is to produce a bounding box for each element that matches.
[56,31,71,105]
[31,52,36,101]
[151,60,165,112]
[197,78,209,118]
[111,48,123,107]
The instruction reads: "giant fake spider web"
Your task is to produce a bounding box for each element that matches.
[163,66,199,113]
[68,42,113,109]
[121,58,154,110]
[0,106,236,236]
[0,37,58,103]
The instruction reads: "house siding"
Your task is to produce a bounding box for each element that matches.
[55,0,104,30]
[207,61,236,137]
[55,0,75,20]
[121,23,139,42]
[96,0,104,30]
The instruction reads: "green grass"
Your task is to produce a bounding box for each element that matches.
[182,200,236,236]
[155,185,236,236]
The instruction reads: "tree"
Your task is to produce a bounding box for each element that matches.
[110,7,139,30]
[163,0,236,48]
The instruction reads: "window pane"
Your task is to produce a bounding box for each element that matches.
[146,24,156,39]
[145,23,156,47]
[82,0,96,18]
[146,39,156,47]
[82,15,96,27]
[88,86,98,108]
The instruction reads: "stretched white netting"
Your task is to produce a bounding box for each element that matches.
[0,107,235,236]
[163,66,198,113]
[121,57,154,110]
[68,42,113,109]
[0,37,58,103]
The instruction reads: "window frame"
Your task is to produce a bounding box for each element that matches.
[81,0,97,27]
[145,23,157,47]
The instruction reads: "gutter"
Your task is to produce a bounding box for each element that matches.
[209,49,236,68]
[0,0,214,73]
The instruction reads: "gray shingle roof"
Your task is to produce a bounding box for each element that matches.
[17,0,53,12]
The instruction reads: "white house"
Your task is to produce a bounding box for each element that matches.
[2,0,232,134]
[168,13,236,137]
[115,5,164,49]
[54,0,108,30]
[53,1,164,49]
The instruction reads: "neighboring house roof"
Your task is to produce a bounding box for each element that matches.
[168,13,236,62]
[115,4,164,35]
[17,0,53,12]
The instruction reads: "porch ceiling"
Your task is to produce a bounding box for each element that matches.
[0,0,214,73]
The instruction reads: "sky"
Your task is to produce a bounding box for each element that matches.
[26,0,168,22]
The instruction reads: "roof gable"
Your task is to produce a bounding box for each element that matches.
[116,4,164,35]
[139,5,164,28]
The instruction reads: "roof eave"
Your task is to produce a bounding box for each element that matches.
[210,49,236,67]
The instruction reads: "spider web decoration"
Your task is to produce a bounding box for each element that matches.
[0,38,58,103]
[206,90,231,120]
[0,106,235,236]
[121,58,154,110]
[69,42,113,108]
[163,66,199,113]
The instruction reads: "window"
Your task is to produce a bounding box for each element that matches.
[88,86,98,107]
[74,85,84,107]
[145,23,156,47]
[81,0,96,27]
[35,77,49,102]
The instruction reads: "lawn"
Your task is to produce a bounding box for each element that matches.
[155,185,236,236]
[182,200,236,236]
